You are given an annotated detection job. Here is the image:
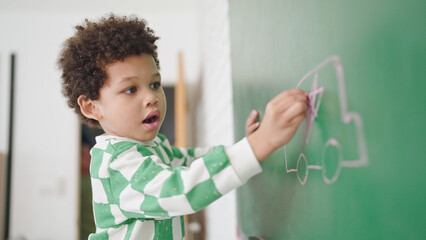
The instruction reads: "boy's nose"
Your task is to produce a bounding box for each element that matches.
[143,92,158,107]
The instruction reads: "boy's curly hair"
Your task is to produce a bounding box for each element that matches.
[58,14,160,126]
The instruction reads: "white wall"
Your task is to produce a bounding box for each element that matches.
[197,1,237,240]
[0,0,237,239]
[0,12,82,239]
[0,0,202,85]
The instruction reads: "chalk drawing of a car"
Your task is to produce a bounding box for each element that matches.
[284,55,368,185]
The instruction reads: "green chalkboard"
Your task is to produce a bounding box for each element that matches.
[230,0,426,239]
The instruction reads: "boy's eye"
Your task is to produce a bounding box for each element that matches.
[150,82,161,89]
[124,86,137,94]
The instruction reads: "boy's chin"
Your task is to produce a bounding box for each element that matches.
[135,130,160,142]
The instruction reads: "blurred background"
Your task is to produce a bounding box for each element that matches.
[0,0,236,239]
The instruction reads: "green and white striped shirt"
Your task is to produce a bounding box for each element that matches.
[88,133,261,240]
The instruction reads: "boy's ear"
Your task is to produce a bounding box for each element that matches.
[77,95,102,121]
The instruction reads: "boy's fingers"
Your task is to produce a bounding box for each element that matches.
[269,93,308,115]
[271,89,307,105]
[290,111,307,126]
[282,101,309,123]
[247,122,260,135]
[286,88,306,96]
[246,109,259,127]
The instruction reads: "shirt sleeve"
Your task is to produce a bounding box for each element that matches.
[170,146,214,167]
[108,137,262,219]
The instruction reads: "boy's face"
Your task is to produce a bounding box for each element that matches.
[94,54,166,141]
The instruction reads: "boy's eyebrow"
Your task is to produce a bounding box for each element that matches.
[119,72,161,83]
[151,72,161,79]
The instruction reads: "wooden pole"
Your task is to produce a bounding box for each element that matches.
[174,51,187,148]
[174,52,190,239]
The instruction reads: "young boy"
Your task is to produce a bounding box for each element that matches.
[58,14,308,240]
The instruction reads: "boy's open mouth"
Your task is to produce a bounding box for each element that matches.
[143,114,159,124]
[142,111,160,130]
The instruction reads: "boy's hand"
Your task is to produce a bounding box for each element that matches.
[247,89,308,162]
[246,109,260,137]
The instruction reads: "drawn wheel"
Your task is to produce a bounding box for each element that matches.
[321,138,342,184]
[297,153,308,185]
